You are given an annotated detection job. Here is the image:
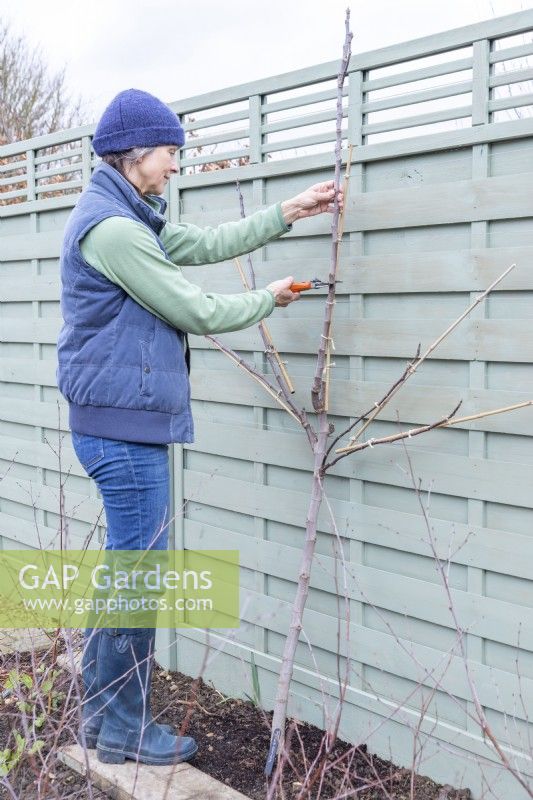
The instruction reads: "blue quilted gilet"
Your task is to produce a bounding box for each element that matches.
[56,161,194,444]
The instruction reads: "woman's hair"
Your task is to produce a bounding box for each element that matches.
[101,147,155,191]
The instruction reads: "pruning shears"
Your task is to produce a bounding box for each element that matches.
[290,278,343,293]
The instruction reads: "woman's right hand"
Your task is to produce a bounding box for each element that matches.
[266,276,300,307]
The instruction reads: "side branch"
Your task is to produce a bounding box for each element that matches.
[206,335,316,446]
[345,262,516,445]
[325,400,532,468]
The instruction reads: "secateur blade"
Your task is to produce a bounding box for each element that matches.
[310,278,343,289]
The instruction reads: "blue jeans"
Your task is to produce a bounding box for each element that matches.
[71,432,170,552]
[71,432,171,746]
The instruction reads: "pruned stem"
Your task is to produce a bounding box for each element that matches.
[310,18,353,413]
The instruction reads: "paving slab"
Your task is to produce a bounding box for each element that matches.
[0,628,51,655]
[56,652,251,799]
[57,744,251,800]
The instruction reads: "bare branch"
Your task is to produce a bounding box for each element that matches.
[330,400,533,463]
[346,262,516,446]
[205,334,303,425]
[310,18,353,413]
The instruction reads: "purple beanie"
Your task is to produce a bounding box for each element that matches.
[92,88,185,155]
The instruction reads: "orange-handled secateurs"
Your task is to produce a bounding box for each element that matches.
[290,278,343,292]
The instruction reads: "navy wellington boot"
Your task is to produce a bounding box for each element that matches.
[95,627,197,765]
[77,627,174,749]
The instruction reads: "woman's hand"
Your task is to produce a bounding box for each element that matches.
[266,276,301,307]
[280,180,344,225]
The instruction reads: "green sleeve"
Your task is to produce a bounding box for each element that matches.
[159,201,292,265]
[79,216,276,335]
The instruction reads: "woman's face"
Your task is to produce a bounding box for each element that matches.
[129,145,179,196]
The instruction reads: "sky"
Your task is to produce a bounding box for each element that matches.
[2,0,533,125]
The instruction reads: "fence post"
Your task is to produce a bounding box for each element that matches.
[468,36,491,738]
[81,136,93,187]
[249,94,263,164]
[25,149,35,202]
[472,38,490,126]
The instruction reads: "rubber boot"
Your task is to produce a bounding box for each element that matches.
[77,627,174,749]
[95,627,197,765]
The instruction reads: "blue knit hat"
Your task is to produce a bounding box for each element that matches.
[92,88,185,155]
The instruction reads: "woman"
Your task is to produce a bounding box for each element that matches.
[56,88,343,767]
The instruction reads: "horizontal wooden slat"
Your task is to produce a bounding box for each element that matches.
[194,318,533,362]
[0,474,103,528]
[0,173,26,189]
[363,104,471,135]
[33,162,83,182]
[0,188,28,201]
[363,80,472,113]
[0,193,77,217]
[0,232,62,261]
[362,58,473,93]
[222,246,533,293]
[2,244,533,297]
[0,374,531,438]
[5,316,533,363]
[0,159,26,175]
[350,170,533,230]
[261,128,344,154]
[261,107,343,135]
[190,372,533,436]
[490,65,533,88]
[490,40,533,63]
[188,419,533,510]
[262,86,343,115]
[489,92,533,113]
[0,511,93,550]
[35,178,82,195]
[33,147,83,166]
[180,127,249,151]
[179,146,249,168]
[182,108,249,132]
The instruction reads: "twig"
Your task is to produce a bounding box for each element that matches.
[206,334,301,423]
[235,180,256,289]
[323,344,421,464]
[401,438,533,799]
[233,187,296,396]
[311,103,354,412]
[348,262,516,444]
[329,400,532,462]
[233,256,249,291]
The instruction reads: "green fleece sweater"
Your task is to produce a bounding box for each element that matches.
[79,199,291,335]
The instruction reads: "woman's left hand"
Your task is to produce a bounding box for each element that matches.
[281,180,344,224]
